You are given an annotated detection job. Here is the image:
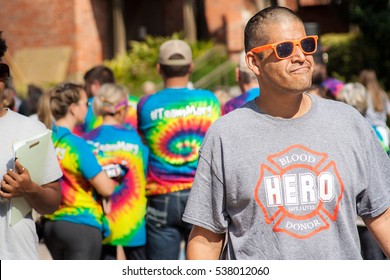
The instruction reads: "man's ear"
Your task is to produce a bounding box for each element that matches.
[246,52,261,76]
[157,63,162,74]
[188,63,194,74]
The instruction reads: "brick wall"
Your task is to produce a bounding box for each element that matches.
[164,0,184,35]
[205,0,251,53]
[0,0,111,83]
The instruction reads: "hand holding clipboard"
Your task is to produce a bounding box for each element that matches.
[4,130,52,226]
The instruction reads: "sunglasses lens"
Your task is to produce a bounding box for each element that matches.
[276,42,294,58]
[301,37,316,53]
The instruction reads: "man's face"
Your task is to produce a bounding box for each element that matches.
[256,20,314,95]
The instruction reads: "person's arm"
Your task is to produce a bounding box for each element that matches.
[89,171,116,197]
[186,225,225,260]
[24,181,60,214]
[0,160,61,214]
[363,207,390,259]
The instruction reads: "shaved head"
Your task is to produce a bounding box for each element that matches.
[244,6,303,53]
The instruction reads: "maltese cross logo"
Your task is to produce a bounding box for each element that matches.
[254,144,344,239]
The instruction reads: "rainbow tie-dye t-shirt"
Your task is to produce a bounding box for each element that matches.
[74,95,139,136]
[137,87,221,196]
[222,87,259,115]
[84,125,148,247]
[46,126,106,233]
[372,125,390,155]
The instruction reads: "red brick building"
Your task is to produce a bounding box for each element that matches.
[0,0,349,88]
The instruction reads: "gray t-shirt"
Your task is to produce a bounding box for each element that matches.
[0,110,63,260]
[183,94,390,260]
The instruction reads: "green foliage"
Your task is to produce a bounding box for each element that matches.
[320,32,361,82]
[191,45,236,90]
[318,1,390,90]
[347,0,390,89]
[104,33,220,97]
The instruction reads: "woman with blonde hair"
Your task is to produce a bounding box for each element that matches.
[359,69,390,128]
[84,83,148,260]
[359,70,390,155]
[39,82,116,260]
[336,82,368,115]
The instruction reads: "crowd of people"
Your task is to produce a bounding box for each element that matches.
[1,6,390,261]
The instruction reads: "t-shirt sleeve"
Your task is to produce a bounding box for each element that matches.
[357,123,390,218]
[182,128,228,234]
[76,137,102,180]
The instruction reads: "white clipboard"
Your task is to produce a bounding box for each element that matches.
[9,130,52,226]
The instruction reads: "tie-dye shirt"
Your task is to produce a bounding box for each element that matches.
[137,87,221,196]
[46,126,106,233]
[372,125,390,155]
[222,87,259,115]
[84,125,148,247]
[74,95,139,136]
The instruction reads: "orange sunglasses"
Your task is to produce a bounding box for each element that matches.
[250,35,318,60]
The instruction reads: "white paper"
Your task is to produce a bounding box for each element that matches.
[9,129,52,226]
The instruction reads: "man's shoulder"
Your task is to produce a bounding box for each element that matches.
[7,110,45,129]
[316,96,361,114]
[314,96,371,129]
[189,87,215,95]
[139,87,218,107]
[155,87,214,96]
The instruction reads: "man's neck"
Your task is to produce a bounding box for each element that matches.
[164,76,190,89]
[256,92,311,119]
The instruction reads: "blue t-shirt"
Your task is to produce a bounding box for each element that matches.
[47,125,105,232]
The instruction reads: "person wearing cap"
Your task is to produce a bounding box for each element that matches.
[183,6,390,260]
[222,51,260,115]
[137,39,221,260]
[0,31,63,259]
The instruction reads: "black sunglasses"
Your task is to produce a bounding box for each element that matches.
[0,63,10,82]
